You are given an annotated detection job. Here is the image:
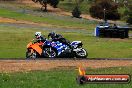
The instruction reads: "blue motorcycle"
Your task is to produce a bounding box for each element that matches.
[43,40,88,58]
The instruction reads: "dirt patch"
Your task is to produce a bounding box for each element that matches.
[0,60,132,73]
[0,17,87,30]
[0,17,55,27]
[0,17,61,29]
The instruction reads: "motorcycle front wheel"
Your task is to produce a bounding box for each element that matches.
[75,48,88,58]
[26,50,37,59]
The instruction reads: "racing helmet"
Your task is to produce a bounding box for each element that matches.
[48,32,56,38]
[35,32,41,38]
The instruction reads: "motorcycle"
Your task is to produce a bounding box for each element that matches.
[43,40,88,58]
[26,39,88,58]
[26,41,44,59]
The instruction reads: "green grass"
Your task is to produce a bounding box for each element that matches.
[0,25,132,58]
[59,0,91,14]
[0,8,96,30]
[0,66,132,88]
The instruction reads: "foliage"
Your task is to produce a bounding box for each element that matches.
[126,5,132,24]
[89,0,120,20]
[72,6,81,18]
[32,0,59,11]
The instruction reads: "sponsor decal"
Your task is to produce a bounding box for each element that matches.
[77,67,131,84]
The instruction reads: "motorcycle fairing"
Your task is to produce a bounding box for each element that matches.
[29,43,42,55]
[71,41,82,48]
[45,41,68,56]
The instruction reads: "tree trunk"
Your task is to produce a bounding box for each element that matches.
[41,3,47,12]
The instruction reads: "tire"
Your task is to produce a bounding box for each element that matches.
[43,47,57,58]
[75,48,88,58]
[26,51,30,59]
[26,50,37,59]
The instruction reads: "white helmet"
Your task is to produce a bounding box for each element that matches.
[35,32,41,37]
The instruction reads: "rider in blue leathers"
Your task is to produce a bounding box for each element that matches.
[48,32,72,49]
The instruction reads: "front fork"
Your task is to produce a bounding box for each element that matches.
[27,49,36,59]
[73,48,83,52]
[27,49,34,55]
[31,49,34,54]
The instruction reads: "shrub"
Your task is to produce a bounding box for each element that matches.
[89,0,120,20]
[32,0,59,11]
[126,5,132,24]
[72,6,81,18]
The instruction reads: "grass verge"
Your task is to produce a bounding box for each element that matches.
[0,66,132,88]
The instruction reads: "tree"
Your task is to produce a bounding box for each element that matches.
[89,0,120,20]
[126,5,132,24]
[72,0,84,18]
[32,0,59,11]
[72,6,81,18]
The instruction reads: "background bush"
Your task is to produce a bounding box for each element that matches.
[89,0,120,20]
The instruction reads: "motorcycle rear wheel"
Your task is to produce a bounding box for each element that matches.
[43,47,57,58]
